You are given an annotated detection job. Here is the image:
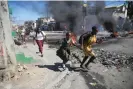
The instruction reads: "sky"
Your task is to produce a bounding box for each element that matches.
[8,1,125,25]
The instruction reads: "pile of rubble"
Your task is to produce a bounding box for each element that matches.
[71,47,133,70]
[14,64,28,80]
[94,49,133,68]
[17,64,28,72]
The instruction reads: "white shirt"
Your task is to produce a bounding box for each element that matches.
[30,31,36,37]
[36,31,46,40]
[21,28,25,35]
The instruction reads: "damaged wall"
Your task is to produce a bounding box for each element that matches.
[0,1,16,82]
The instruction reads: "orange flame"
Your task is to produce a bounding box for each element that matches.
[69,33,77,46]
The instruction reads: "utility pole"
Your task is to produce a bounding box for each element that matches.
[82,3,87,32]
[46,3,49,21]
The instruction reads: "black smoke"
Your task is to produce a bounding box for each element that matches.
[46,1,119,33]
[13,1,118,33]
[94,1,116,32]
[48,1,83,32]
[48,1,116,33]
[98,11,116,32]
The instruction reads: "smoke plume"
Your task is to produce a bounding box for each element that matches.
[98,11,116,32]
[16,1,118,33]
[48,1,83,32]
[48,1,117,33]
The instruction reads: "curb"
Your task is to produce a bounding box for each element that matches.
[44,69,69,89]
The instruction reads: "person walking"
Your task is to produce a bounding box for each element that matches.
[34,28,45,57]
[80,26,98,69]
[21,26,26,44]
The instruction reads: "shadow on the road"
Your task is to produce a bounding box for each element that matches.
[35,63,61,72]
[47,42,60,49]
[35,63,73,72]
[48,45,58,49]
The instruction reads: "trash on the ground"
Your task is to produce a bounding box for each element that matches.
[18,66,23,72]
[103,69,108,72]
[26,72,30,75]
[89,82,97,86]
[17,64,20,66]
[112,74,115,77]
[92,77,96,80]
[14,39,22,46]
[70,47,133,70]
[15,75,19,80]
[23,65,28,70]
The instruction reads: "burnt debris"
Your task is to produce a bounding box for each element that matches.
[70,47,133,70]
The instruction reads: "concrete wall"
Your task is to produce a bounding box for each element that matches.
[0,1,16,81]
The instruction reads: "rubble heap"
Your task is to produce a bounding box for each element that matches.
[94,49,133,68]
[71,47,133,70]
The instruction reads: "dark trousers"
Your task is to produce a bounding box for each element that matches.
[21,35,25,43]
[63,48,70,64]
[56,47,70,64]
[81,56,96,67]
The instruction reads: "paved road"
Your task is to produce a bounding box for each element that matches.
[47,36,133,89]
[1,36,133,89]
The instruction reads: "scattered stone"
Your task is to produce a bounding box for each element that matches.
[23,65,28,70]
[92,77,96,80]
[64,46,133,70]
[89,82,97,86]
[27,72,30,75]
[14,75,19,80]
[14,39,22,46]
[112,74,115,77]
[102,61,110,65]
[103,69,108,72]
[17,64,20,66]
[18,66,23,72]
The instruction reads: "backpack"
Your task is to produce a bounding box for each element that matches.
[79,32,91,45]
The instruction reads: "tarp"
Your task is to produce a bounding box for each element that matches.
[12,31,17,37]
[16,52,36,64]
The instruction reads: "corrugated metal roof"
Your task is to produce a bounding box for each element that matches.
[105,4,124,9]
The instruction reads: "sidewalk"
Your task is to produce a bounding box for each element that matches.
[11,43,69,89]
